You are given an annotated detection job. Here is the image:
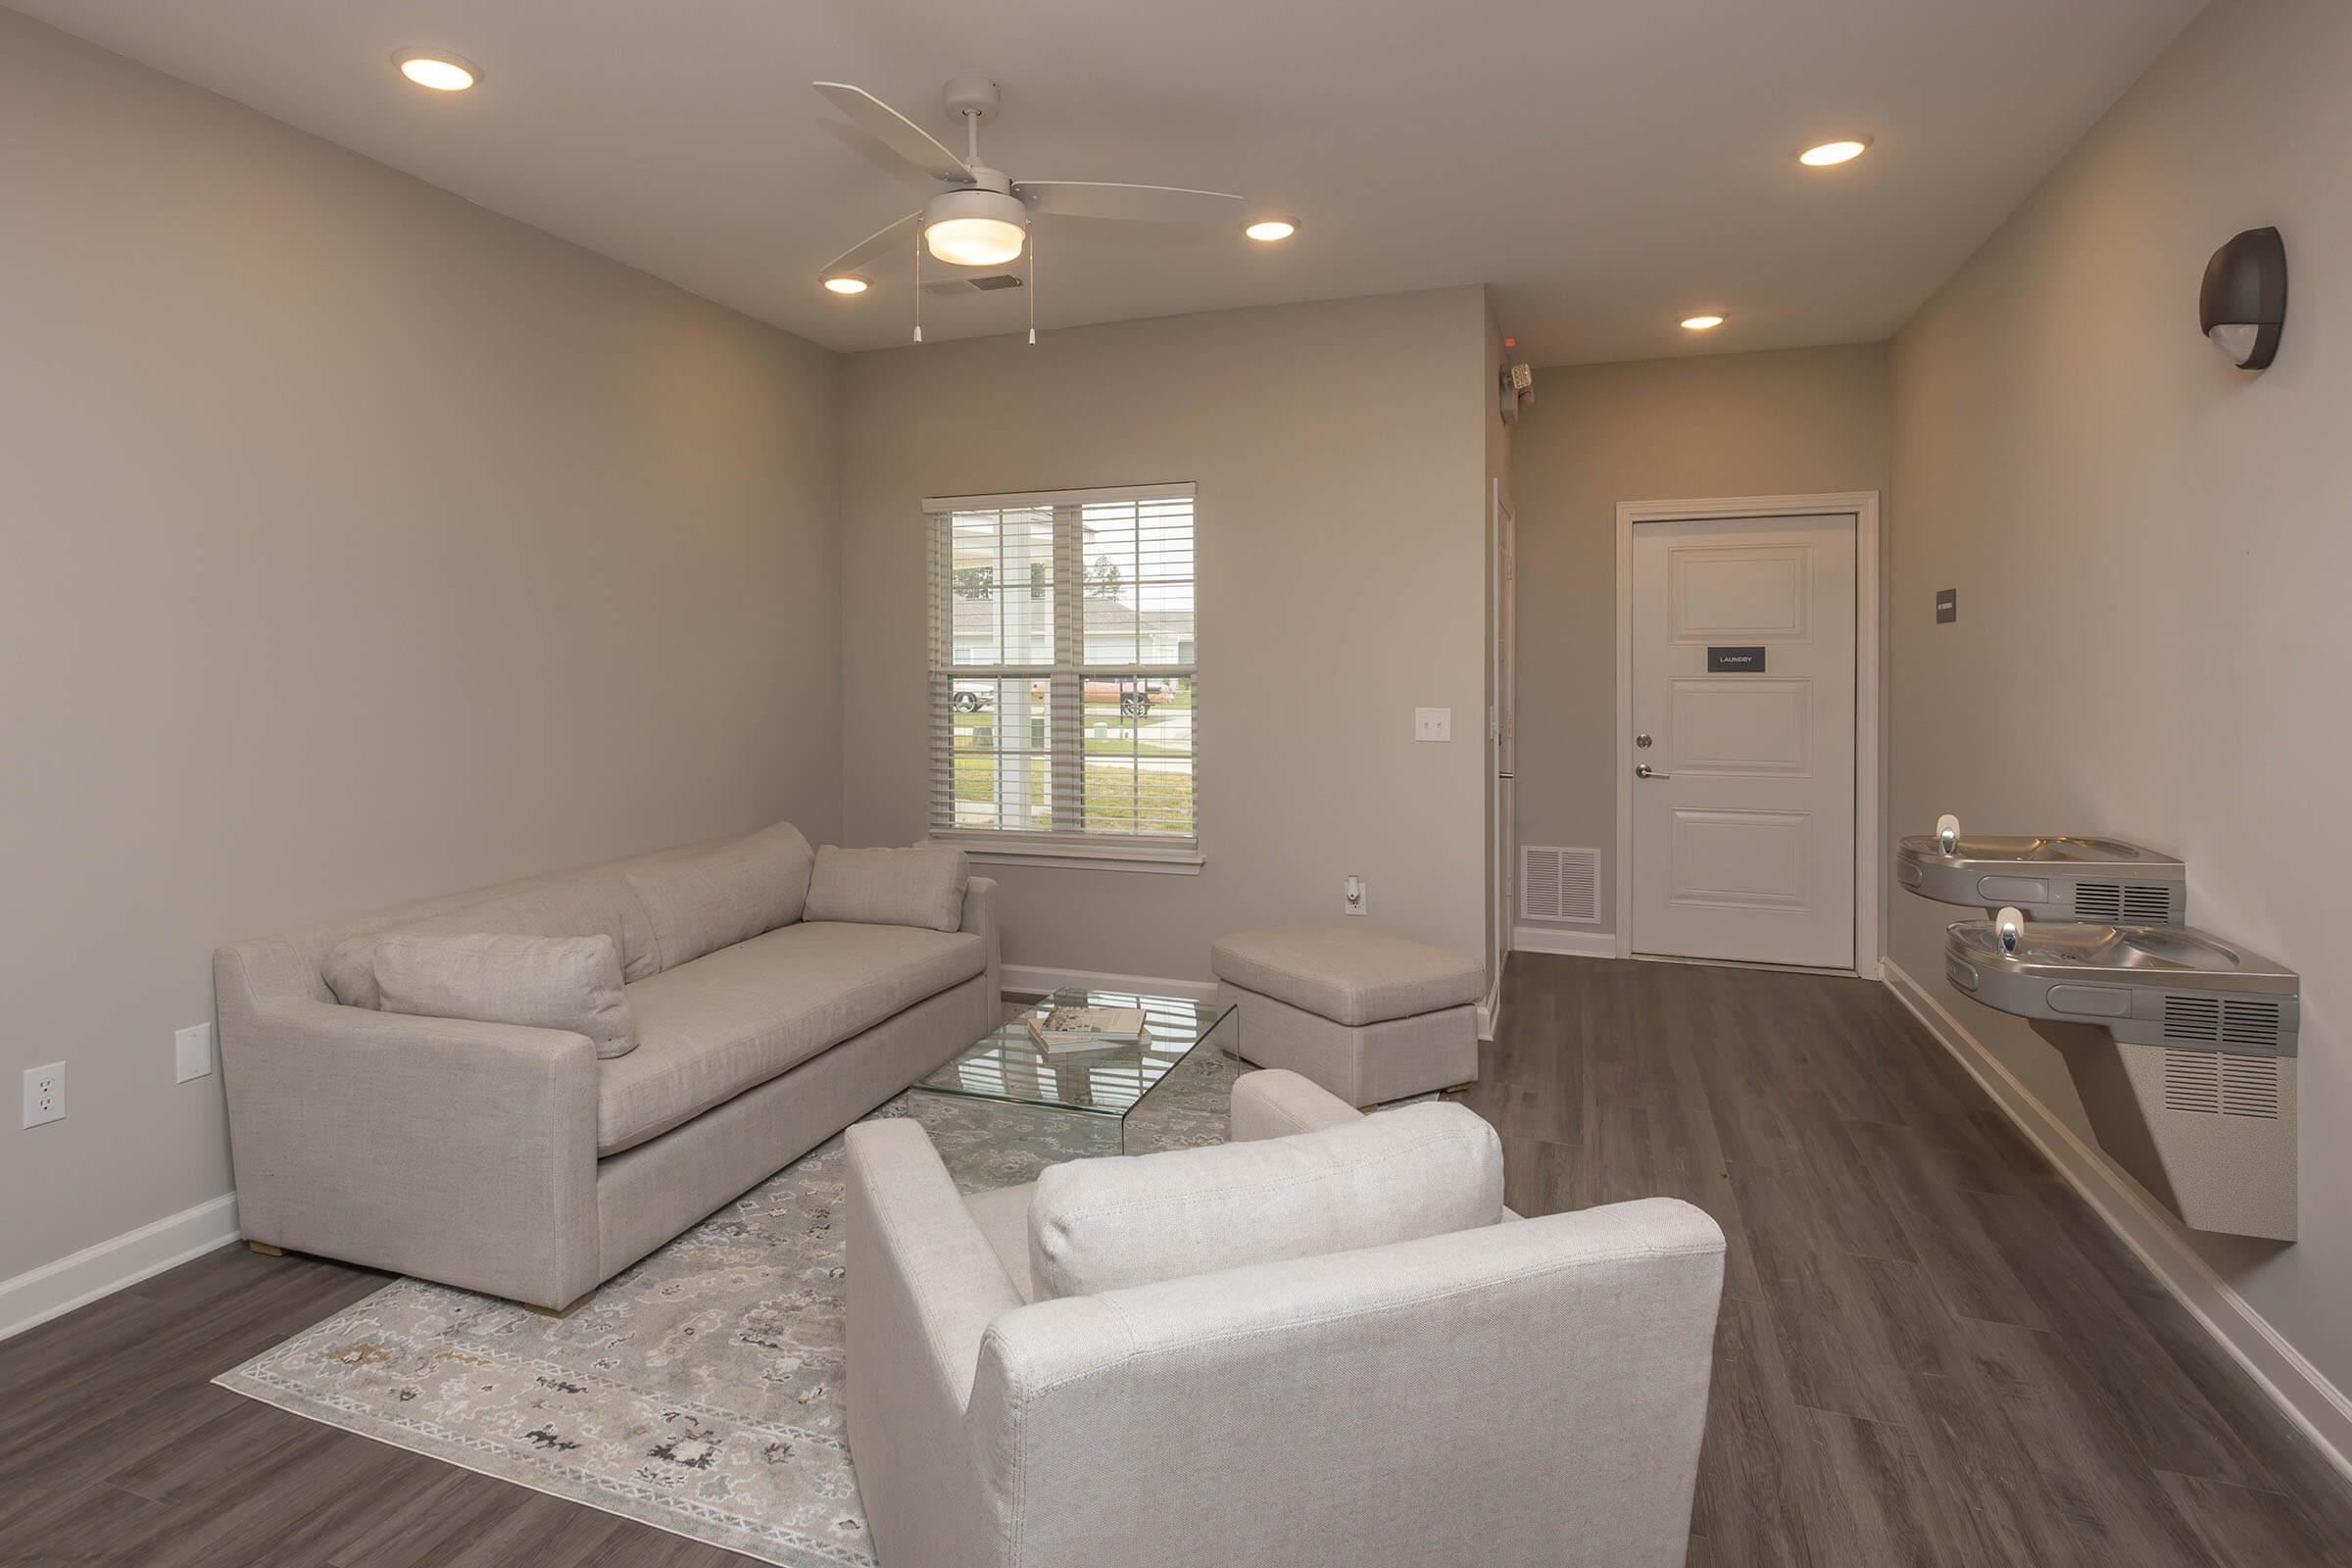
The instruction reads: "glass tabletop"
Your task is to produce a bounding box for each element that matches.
[914,987,1238,1118]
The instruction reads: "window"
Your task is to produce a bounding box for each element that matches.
[926,483,1198,863]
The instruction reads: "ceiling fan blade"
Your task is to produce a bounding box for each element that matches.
[812,82,973,185]
[1013,181,1244,223]
[819,212,921,279]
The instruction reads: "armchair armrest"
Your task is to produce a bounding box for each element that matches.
[959,874,1002,1006]
[1230,1067,1364,1142]
[215,950,600,1309]
[845,1118,1023,1568]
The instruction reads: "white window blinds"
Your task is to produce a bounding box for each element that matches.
[925,483,1198,853]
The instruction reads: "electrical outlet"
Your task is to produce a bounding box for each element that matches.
[23,1062,65,1129]
[1414,707,1452,743]
[175,1022,215,1084]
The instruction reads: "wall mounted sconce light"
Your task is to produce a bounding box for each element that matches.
[2200,226,2286,370]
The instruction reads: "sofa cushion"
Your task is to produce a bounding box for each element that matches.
[1209,925,1485,1026]
[621,821,814,972]
[803,844,969,934]
[1027,1101,1504,1299]
[373,931,637,1059]
[322,876,647,1009]
[596,920,985,1155]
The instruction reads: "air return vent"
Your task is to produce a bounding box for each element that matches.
[1521,846,1600,923]
[921,273,1026,296]
[2161,995,2283,1052]
[2161,1050,2281,1118]
[2075,881,2180,922]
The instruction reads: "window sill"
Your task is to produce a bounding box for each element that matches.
[932,838,1205,875]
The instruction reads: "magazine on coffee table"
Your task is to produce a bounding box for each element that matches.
[1026,1004,1150,1054]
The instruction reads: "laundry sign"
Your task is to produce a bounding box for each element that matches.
[1706,646,1767,673]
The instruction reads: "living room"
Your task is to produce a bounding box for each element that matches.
[4,2,2350,1564]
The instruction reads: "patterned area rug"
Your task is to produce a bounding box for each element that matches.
[215,1047,1241,1567]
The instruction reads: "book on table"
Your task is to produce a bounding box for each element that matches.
[1026,1004,1150,1054]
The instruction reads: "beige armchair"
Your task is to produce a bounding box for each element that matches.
[843,1069,1725,1568]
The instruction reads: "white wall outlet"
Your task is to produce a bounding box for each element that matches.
[23,1062,66,1129]
[1414,707,1452,742]
[1344,875,1369,916]
[175,1022,215,1084]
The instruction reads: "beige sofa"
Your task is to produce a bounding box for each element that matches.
[215,822,1000,1311]
[845,1069,1725,1568]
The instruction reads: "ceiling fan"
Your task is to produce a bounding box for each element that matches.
[811,77,1248,329]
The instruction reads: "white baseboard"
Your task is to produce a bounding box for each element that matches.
[0,1191,241,1343]
[1883,959,2352,1482]
[1512,924,1616,957]
[1003,962,1218,1004]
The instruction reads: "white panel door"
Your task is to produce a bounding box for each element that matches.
[1631,514,1856,967]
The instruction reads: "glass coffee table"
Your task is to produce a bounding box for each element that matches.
[907,987,1241,1192]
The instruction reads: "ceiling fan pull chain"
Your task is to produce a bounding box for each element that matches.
[912,223,923,343]
[1028,227,1038,345]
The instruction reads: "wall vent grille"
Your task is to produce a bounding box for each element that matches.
[1521,846,1600,923]
[2075,882,2123,920]
[2162,995,2221,1043]
[2162,1050,2281,1118]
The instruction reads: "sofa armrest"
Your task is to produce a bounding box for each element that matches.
[215,951,601,1309]
[959,874,1001,1006]
[1230,1067,1364,1142]
[845,1118,1024,1568]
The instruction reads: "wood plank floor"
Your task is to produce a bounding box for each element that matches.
[1454,954,2352,1568]
[4,954,2346,1566]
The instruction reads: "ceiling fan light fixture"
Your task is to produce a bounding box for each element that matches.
[394,51,481,91]
[921,185,1029,267]
[822,275,869,295]
[1244,218,1298,242]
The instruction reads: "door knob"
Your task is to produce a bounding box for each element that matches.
[1636,763,1671,779]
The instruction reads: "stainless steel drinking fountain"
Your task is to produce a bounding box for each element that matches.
[1895,814,2186,922]
[1943,908,2299,1241]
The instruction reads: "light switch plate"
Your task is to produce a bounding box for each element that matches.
[23,1062,65,1129]
[1414,707,1451,742]
[175,1022,215,1084]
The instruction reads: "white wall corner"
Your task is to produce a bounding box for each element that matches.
[1882,960,2352,1483]
[0,1191,241,1343]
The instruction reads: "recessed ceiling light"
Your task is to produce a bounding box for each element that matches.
[394,51,481,92]
[1798,137,1871,167]
[823,276,869,295]
[1681,315,1726,331]
[1244,219,1298,242]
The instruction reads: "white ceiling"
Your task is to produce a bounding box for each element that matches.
[15,0,2204,363]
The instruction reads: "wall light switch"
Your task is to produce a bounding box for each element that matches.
[1344,875,1369,916]
[23,1062,65,1129]
[1414,707,1452,742]
[175,1022,215,1084]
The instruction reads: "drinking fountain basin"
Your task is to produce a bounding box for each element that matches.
[1897,832,2185,923]
[1942,919,2297,1049]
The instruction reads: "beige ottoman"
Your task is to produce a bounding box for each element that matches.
[1210,926,1484,1106]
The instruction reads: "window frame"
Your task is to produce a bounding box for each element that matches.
[923,482,1202,873]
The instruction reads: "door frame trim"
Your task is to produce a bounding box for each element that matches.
[1613,491,1883,977]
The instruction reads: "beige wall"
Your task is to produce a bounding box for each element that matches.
[0,14,843,1284]
[1889,0,2352,1394]
[1509,345,1891,930]
[839,288,1493,981]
